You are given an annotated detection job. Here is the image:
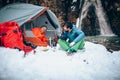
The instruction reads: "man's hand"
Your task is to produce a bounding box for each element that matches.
[69,42,75,47]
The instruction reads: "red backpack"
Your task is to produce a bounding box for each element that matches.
[0,22,35,56]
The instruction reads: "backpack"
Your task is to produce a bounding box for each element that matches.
[0,22,35,56]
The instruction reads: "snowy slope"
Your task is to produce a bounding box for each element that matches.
[0,41,120,80]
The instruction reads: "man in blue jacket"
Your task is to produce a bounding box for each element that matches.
[58,22,85,55]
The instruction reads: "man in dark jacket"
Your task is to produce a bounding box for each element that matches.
[58,22,85,55]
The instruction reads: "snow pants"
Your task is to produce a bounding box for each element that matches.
[58,39,84,52]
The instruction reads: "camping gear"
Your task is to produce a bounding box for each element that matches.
[31,27,48,47]
[0,21,34,56]
[0,3,62,46]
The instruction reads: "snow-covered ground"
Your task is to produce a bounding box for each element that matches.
[0,41,120,80]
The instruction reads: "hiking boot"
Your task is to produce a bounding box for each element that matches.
[24,41,37,49]
[66,48,75,56]
[31,44,37,49]
[66,52,73,56]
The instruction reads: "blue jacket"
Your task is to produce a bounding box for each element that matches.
[60,25,85,43]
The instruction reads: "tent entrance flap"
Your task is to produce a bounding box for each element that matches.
[46,12,57,29]
[22,11,58,38]
[22,9,60,46]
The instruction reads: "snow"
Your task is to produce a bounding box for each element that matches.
[0,41,120,80]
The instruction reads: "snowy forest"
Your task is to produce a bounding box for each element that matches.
[0,0,120,80]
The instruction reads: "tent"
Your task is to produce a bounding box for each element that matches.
[0,3,62,46]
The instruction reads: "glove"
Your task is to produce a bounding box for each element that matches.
[69,42,75,47]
